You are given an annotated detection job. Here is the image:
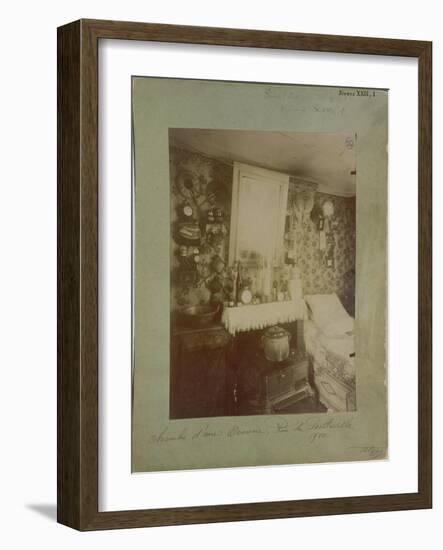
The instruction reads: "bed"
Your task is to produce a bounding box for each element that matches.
[304,293,356,412]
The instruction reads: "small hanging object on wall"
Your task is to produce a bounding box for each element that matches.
[320,199,336,267]
[290,177,318,227]
[207,208,215,223]
[175,222,202,245]
[176,169,201,216]
[310,203,325,231]
[284,213,297,265]
[325,240,335,268]
[210,254,225,274]
[322,199,335,232]
[214,207,224,223]
[175,167,217,223]
[319,230,327,252]
[176,200,195,222]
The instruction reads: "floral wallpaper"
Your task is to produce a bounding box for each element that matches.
[288,190,356,316]
[170,146,356,316]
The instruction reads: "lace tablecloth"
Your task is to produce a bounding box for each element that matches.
[221,299,306,336]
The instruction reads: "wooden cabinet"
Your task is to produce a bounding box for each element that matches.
[170,324,232,419]
[237,349,314,415]
[170,320,317,418]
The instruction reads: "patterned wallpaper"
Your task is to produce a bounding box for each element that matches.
[170,146,356,316]
[170,147,233,310]
[290,191,356,315]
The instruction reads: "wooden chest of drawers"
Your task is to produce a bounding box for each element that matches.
[238,350,314,414]
[170,324,232,419]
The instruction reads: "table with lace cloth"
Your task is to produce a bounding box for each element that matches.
[221,299,306,336]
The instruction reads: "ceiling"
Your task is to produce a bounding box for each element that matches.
[170,128,357,197]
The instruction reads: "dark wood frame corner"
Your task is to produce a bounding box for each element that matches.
[57,18,432,530]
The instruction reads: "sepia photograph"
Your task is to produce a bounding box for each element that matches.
[131,76,387,473]
[169,128,356,419]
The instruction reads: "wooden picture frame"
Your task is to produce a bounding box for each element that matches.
[57,19,432,530]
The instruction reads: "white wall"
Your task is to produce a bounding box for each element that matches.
[0,0,441,547]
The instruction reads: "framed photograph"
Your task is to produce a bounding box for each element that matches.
[57,19,432,529]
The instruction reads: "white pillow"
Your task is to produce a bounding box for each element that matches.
[305,293,354,337]
[322,317,354,338]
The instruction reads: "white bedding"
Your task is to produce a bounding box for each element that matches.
[320,329,354,361]
[304,293,354,338]
[304,294,355,387]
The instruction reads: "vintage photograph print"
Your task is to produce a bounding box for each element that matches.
[169,129,356,420]
[132,77,387,473]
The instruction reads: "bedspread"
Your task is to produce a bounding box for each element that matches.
[304,319,355,388]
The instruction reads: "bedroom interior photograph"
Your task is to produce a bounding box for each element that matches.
[169,128,356,419]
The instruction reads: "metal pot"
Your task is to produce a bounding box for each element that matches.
[179,304,220,328]
[261,325,291,362]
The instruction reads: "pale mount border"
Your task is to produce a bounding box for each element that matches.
[57,19,432,530]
